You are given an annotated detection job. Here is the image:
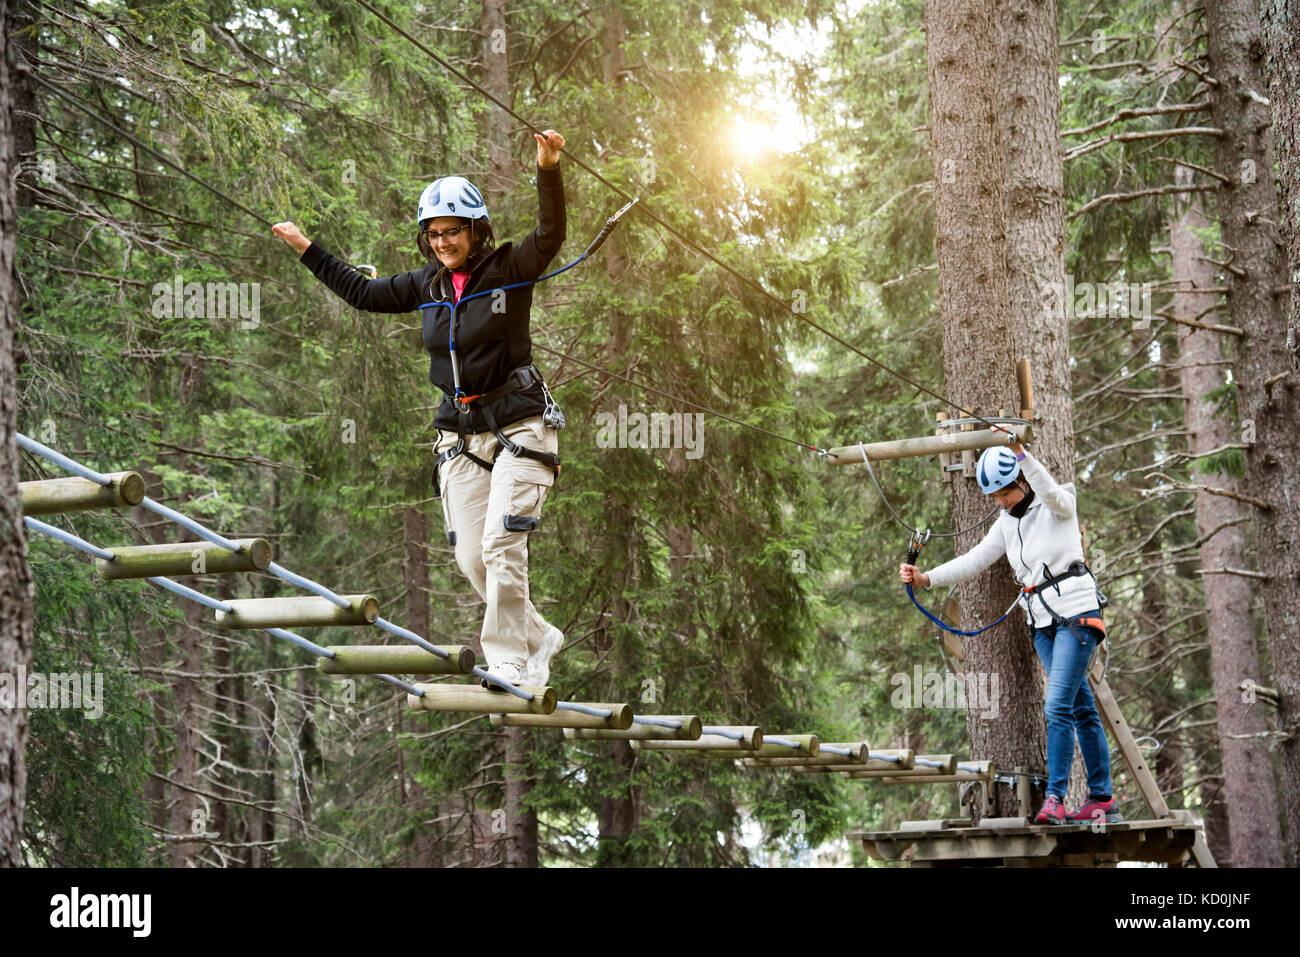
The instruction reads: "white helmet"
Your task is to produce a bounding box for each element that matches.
[976,446,1021,495]
[416,176,488,224]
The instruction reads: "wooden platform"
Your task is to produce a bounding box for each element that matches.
[847,812,1204,867]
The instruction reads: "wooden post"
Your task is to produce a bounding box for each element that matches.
[1016,358,1035,421]
[318,644,475,676]
[630,726,762,751]
[406,683,557,715]
[489,703,633,731]
[20,471,145,515]
[95,538,271,580]
[826,424,1032,466]
[215,594,379,630]
[960,423,976,478]
[936,412,953,483]
[693,734,820,759]
[563,715,702,742]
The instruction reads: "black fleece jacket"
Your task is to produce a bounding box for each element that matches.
[299,165,566,433]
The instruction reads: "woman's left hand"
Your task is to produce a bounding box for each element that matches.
[536,129,565,169]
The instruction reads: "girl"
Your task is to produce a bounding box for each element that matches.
[899,434,1117,825]
[272,130,569,692]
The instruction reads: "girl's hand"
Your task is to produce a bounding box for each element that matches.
[272,221,311,255]
[899,564,930,588]
[536,129,565,169]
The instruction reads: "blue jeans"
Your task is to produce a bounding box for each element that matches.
[1032,611,1112,800]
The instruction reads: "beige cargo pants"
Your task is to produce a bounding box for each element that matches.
[434,415,558,670]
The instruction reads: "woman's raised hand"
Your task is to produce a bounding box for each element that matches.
[272,221,311,255]
[536,129,565,169]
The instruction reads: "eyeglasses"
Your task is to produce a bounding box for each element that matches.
[423,224,469,242]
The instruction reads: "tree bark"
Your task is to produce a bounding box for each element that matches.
[594,4,642,864]
[1206,0,1300,865]
[996,0,1072,480]
[1171,190,1284,866]
[1260,0,1300,368]
[0,0,36,869]
[925,0,1047,817]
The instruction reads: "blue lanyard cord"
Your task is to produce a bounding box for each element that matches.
[905,583,1016,637]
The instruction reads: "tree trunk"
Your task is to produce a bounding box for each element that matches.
[1171,190,1284,866]
[594,4,642,863]
[1206,0,1300,865]
[924,0,1046,817]
[995,0,1072,479]
[1260,0,1300,368]
[0,0,36,869]
[481,0,512,195]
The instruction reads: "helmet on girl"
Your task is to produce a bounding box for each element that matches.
[976,446,1021,495]
[416,176,488,225]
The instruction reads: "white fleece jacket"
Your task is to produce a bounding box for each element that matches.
[925,451,1100,629]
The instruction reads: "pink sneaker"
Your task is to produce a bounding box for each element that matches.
[1067,797,1122,824]
[1035,795,1066,825]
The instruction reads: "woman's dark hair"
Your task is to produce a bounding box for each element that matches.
[417,218,496,268]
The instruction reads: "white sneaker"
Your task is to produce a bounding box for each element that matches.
[481,660,524,693]
[526,625,565,688]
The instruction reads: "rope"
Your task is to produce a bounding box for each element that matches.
[905,583,1020,638]
[30,73,278,229]
[861,450,1000,539]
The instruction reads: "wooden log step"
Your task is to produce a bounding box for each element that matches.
[406,683,556,715]
[95,538,271,580]
[743,741,871,767]
[563,715,702,742]
[694,733,819,759]
[826,424,1032,466]
[790,749,916,773]
[630,726,762,751]
[868,768,994,784]
[318,644,475,676]
[838,754,959,778]
[21,472,146,516]
[215,594,378,630]
[490,702,632,731]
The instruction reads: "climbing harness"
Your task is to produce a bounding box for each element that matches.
[423,199,638,497]
[1022,560,1109,650]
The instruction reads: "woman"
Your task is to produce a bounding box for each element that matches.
[272,130,569,692]
[898,434,1117,825]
